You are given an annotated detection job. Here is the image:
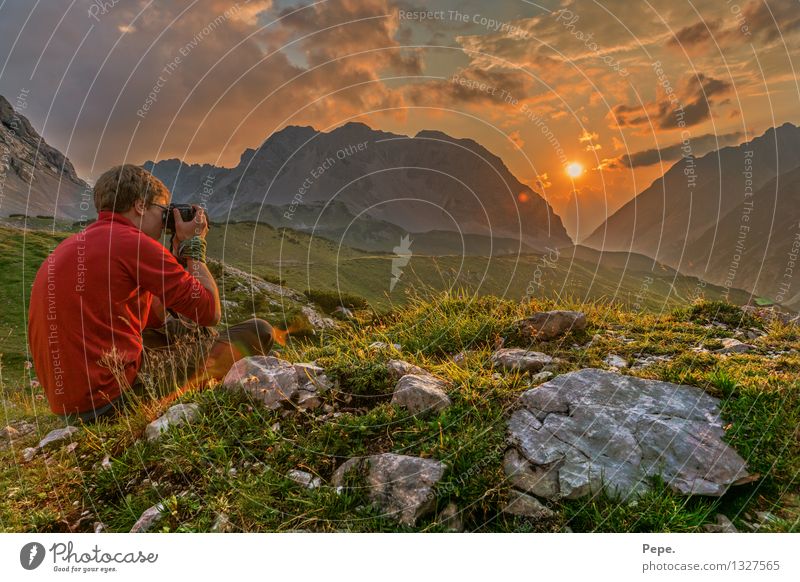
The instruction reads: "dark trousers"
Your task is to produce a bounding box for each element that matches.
[63,318,274,425]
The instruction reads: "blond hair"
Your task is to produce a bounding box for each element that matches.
[93,165,170,213]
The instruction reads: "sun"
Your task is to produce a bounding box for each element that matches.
[566,162,584,178]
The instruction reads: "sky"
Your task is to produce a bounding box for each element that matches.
[1,0,798,240]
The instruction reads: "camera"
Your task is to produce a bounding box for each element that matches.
[164,203,197,233]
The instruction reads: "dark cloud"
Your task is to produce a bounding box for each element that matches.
[741,0,800,43]
[612,131,745,168]
[667,20,721,48]
[610,73,732,130]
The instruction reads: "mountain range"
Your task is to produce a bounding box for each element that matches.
[3,91,800,308]
[144,122,572,253]
[584,123,800,308]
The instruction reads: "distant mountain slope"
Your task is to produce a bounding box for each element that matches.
[0,95,90,220]
[584,123,800,307]
[145,122,572,252]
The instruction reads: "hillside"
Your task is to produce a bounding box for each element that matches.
[204,221,754,311]
[1,280,798,532]
[0,221,759,386]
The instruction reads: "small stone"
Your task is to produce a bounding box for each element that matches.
[130,503,165,533]
[438,503,463,532]
[716,338,754,354]
[529,371,554,384]
[491,348,553,374]
[144,403,201,441]
[0,425,20,442]
[332,453,446,526]
[604,354,628,368]
[296,390,323,410]
[302,306,338,330]
[223,356,300,409]
[37,426,80,451]
[100,455,112,470]
[271,422,281,432]
[391,374,452,416]
[516,311,587,341]
[703,513,738,533]
[211,512,233,533]
[387,359,431,380]
[755,511,779,524]
[287,469,322,489]
[93,522,107,533]
[502,489,555,519]
[369,341,402,352]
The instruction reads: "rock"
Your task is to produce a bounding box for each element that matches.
[369,341,402,352]
[130,503,166,533]
[100,455,112,471]
[387,359,431,380]
[604,354,628,368]
[211,512,234,532]
[332,453,446,526]
[0,425,22,450]
[296,390,323,410]
[503,448,560,499]
[437,503,463,532]
[491,348,553,374]
[144,403,201,441]
[223,356,300,409]
[391,374,452,416]
[294,362,333,394]
[703,513,738,533]
[37,426,80,451]
[22,447,38,462]
[93,522,108,533]
[301,306,337,330]
[755,511,780,525]
[529,371,554,384]
[287,469,322,489]
[516,311,587,341]
[505,369,752,501]
[502,489,555,519]
[631,355,672,370]
[715,338,754,354]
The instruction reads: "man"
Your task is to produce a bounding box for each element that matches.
[28,164,274,424]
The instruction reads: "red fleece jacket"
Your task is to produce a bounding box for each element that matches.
[28,211,217,415]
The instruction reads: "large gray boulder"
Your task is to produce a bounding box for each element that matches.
[332,453,446,526]
[391,374,452,416]
[505,369,751,501]
[517,311,587,341]
[491,348,554,374]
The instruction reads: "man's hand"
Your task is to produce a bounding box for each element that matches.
[174,204,209,243]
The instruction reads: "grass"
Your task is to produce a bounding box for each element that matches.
[0,223,797,533]
[1,286,798,533]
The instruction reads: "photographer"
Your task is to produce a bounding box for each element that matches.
[27,164,274,424]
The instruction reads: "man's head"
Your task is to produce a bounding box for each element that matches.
[94,165,171,239]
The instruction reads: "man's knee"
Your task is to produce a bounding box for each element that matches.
[233,317,274,356]
[251,318,274,354]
